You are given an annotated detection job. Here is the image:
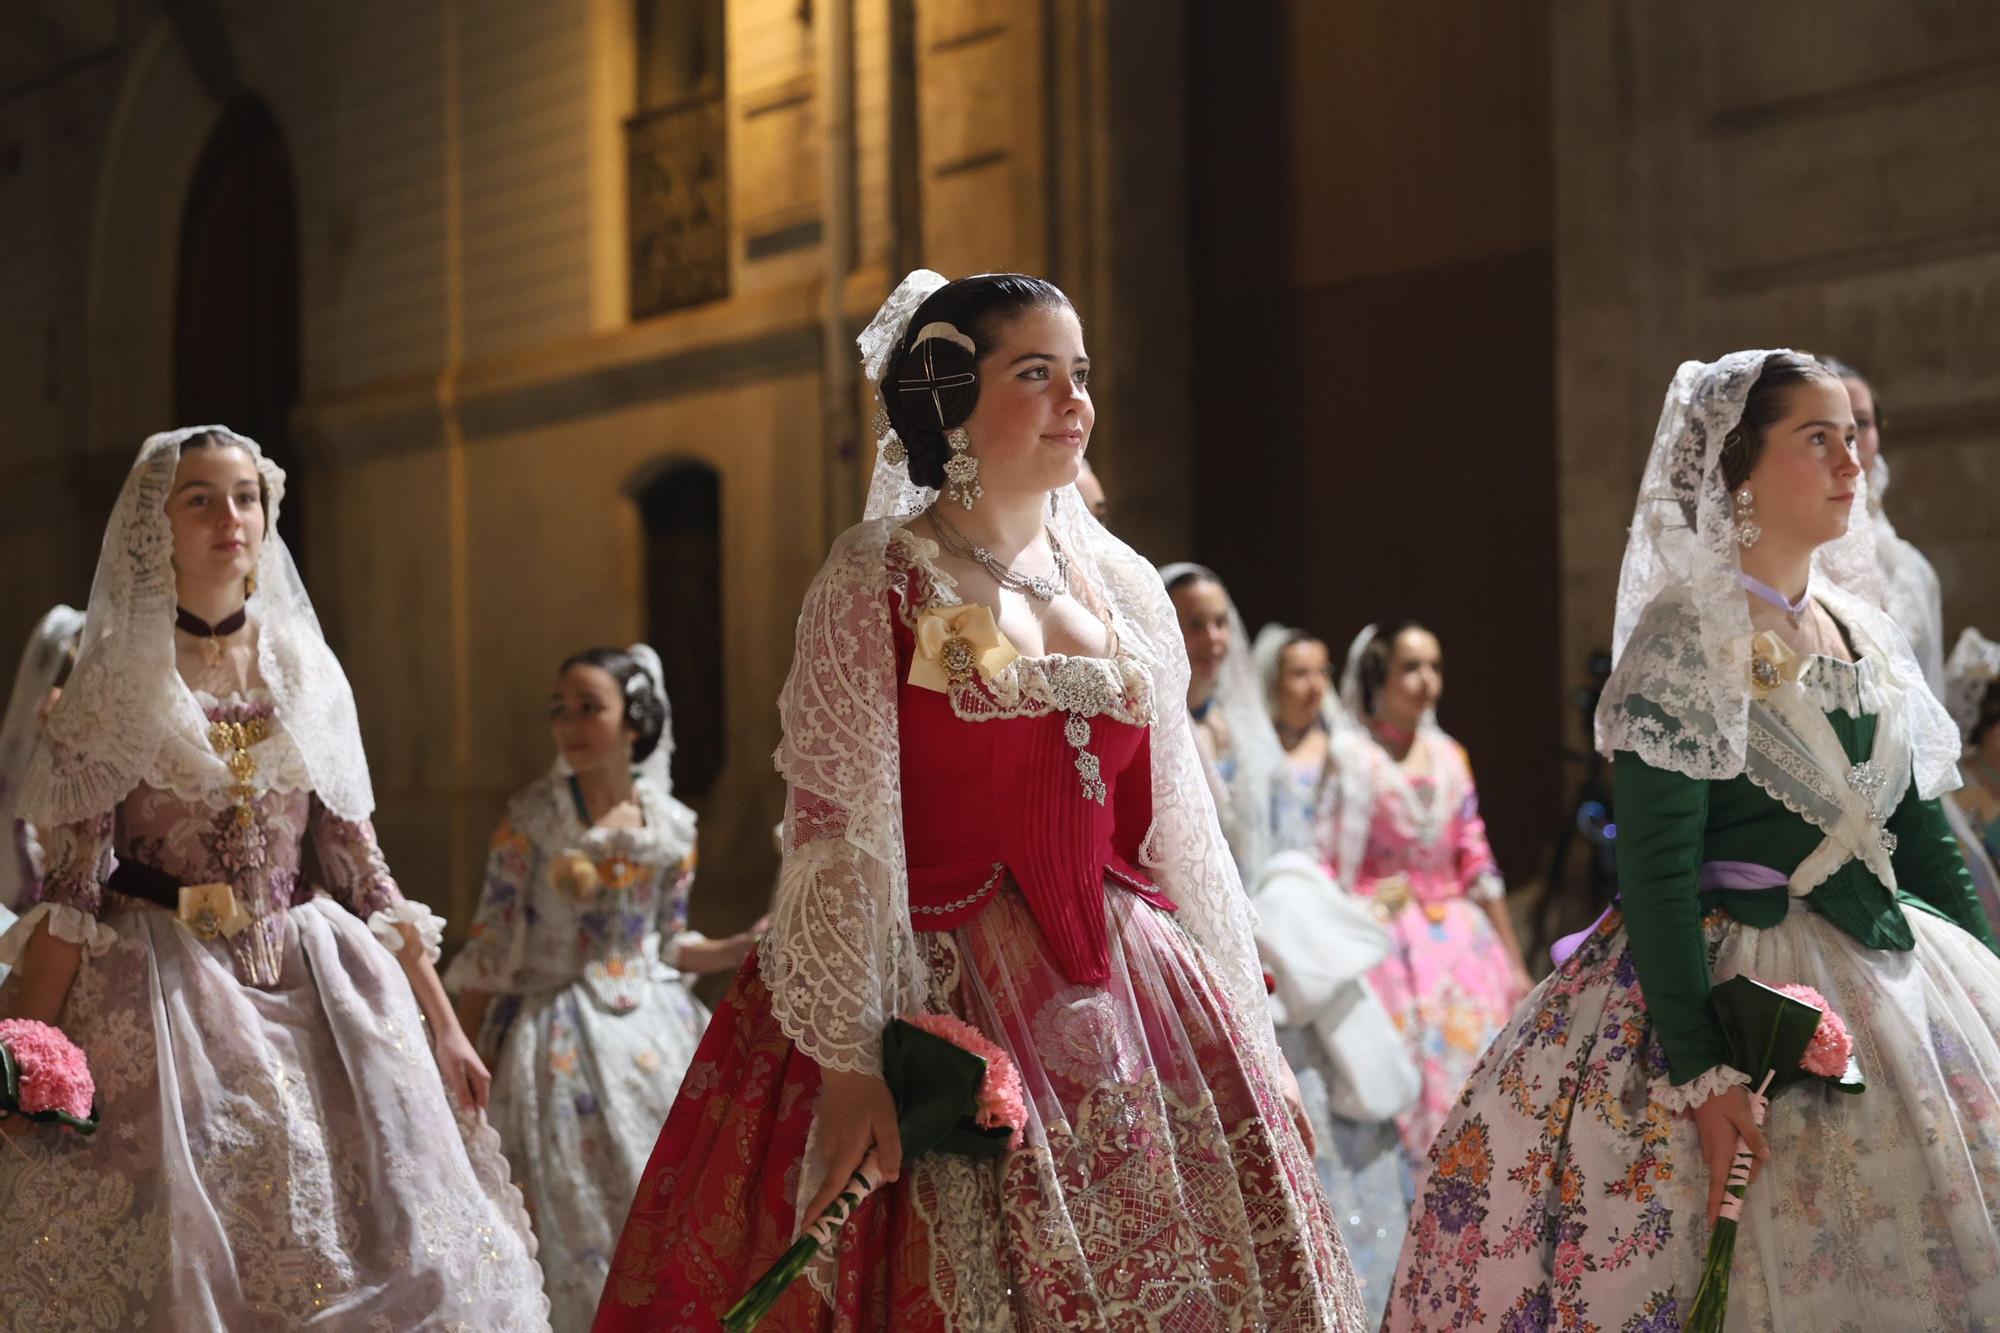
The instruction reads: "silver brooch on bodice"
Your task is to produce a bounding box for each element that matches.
[1846,761,1898,854]
[1845,761,1887,803]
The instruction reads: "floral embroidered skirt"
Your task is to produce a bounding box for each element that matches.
[1385,905,2000,1331]
[594,883,1365,1331]
[0,897,548,1332]
[1362,892,1526,1161]
[483,972,710,1332]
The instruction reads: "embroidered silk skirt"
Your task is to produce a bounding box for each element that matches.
[483,971,709,1331]
[1360,891,1525,1163]
[0,897,548,1332]
[594,882,1366,1331]
[1385,906,2000,1331]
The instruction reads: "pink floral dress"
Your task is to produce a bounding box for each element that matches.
[1331,728,1527,1161]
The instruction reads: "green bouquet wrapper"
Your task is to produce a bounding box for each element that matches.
[720,1017,1015,1330]
[1684,976,1861,1331]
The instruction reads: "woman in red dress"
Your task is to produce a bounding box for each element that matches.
[594,272,1363,1331]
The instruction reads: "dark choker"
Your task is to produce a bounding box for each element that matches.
[176,605,247,666]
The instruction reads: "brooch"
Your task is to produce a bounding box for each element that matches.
[910,603,1019,692]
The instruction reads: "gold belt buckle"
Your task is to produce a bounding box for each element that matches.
[177,883,252,940]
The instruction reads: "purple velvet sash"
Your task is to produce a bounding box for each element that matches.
[1549,861,1789,967]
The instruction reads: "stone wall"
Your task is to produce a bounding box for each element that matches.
[1554,0,2000,693]
[0,0,1194,941]
[1187,0,1561,883]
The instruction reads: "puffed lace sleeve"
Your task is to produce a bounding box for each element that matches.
[310,797,444,963]
[758,522,927,1077]
[0,814,120,964]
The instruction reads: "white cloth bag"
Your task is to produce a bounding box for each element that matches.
[1251,850,1420,1121]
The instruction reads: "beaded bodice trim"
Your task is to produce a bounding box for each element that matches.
[893,527,1154,804]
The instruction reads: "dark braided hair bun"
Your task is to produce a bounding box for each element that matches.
[559,646,668,762]
[877,273,1071,490]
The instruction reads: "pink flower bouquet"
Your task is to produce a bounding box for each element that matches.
[1685,975,1860,1330]
[0,1018,98,1135]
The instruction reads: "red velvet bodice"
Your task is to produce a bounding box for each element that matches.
[892,594,1173,985]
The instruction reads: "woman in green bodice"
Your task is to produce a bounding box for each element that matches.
[1383,351,2000,1332]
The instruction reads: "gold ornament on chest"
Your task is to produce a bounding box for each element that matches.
[207,714,273,828]
[939,635,979,682]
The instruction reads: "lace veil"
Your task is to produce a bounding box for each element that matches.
[1250,621,1346,860]
[1593,353,1959,799]
[762,271,1279,1080]
[1866,454,1948,694]
[19,427,377,827]
[1157,563,1287,883]
[0,605,85,907]
[1946,628,2000,746]
[1324,623,1451,887]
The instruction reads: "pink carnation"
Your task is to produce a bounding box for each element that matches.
[0,1019,95,1120]
[905,1012,1026,1133]
[1771,983,1853,1079]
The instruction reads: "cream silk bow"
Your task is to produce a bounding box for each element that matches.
[910,603,1020,692]
[177,882,252,940]
[1748,630,1803,700]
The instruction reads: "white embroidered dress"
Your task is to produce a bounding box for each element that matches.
[445,770,703,1332]
[0,428,546,1332]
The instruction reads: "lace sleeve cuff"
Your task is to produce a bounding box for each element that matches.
[367,901,445,965]
[1466,872,1506,903]
[1650,1063,1750,1113]
[760,838,890,1077]
[0,902,119,966]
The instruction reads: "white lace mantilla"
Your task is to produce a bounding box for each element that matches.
[19,427,377,827]
[762,513,1272,1089]
[1869,456,1947,695]
[1592,354,1962,798]
[1605,583,1958,806]
[1735,599,1923,900]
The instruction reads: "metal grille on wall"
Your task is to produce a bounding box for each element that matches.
[627,93,729,320]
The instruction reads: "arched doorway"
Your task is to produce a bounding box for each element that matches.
[636,460,724,801]
[174,96,303,566]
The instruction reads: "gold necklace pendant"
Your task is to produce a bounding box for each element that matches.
[204,635,223,668]
[207,715,273,826]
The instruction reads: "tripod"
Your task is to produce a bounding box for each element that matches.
[1529,650,1619,970]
